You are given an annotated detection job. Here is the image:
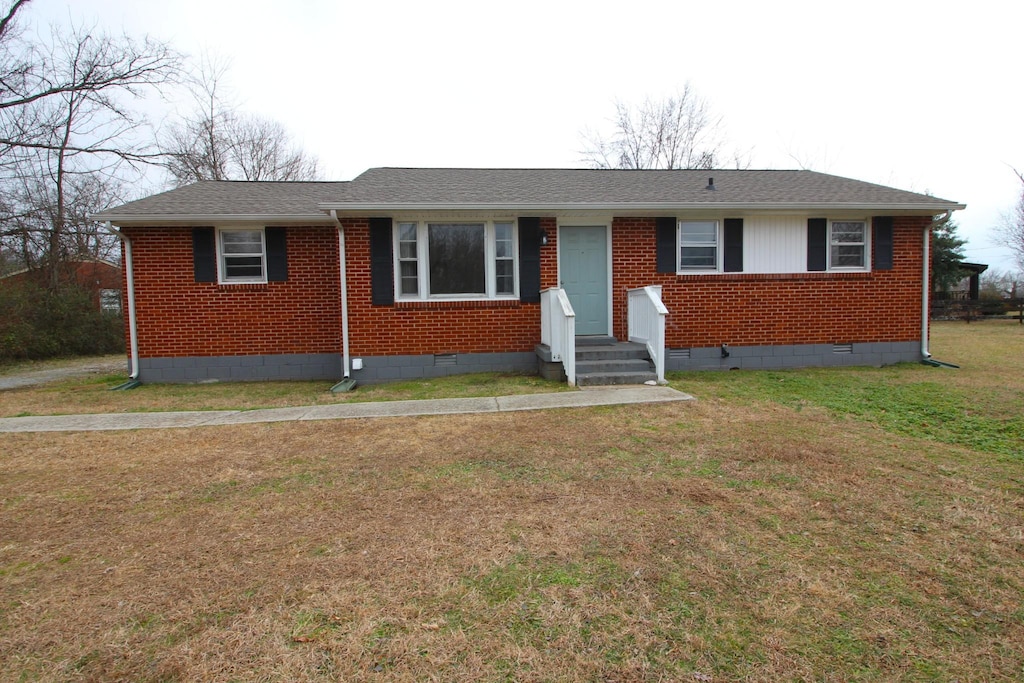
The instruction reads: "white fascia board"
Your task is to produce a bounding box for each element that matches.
[321,201,966,215]
[95,214,337,226]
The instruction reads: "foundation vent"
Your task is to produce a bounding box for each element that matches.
[669,348,691,360]
[434,353,457,367]
[832,344,853,354]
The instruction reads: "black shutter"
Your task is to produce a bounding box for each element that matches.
[265,227,288,281]
[656,217,677,273]
[192,227,216,282]
[518,217,541,303]
[872,216,894,271]
[807,218,827,272]
[369,217,394,306]
[723,218,744,272]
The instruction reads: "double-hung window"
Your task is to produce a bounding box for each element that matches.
[829,220,867,269]
[396,220,517,299]
[219,228,266,282]
[679,220,719,271]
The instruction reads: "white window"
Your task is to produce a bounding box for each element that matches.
[397,222,419,296]
[395,220,518,299]
[829,220,868,269]
[219,228,266,282]
[679,220,719,271]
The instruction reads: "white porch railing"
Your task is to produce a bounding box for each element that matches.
[627,285,669,383]
[540,287,577,386]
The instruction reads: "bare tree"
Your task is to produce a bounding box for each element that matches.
[580,85,728,170]
[161,60,319,185]
[0,2,181,285]
[994,168,1024,272]
[979,268,1021,300]
[0,3,179,168]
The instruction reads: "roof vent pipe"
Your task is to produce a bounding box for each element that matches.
[705,177,716,191]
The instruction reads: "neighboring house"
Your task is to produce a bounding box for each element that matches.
[0,259,122,313]
[91,168,964,385]
[934,261,988,300]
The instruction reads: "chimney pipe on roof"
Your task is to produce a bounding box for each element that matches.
[705,177,716,191]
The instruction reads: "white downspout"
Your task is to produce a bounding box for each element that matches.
[331,210,351,378]
[921,210,952,359]
[104,221,140,379]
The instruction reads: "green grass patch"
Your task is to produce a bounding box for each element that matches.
[670,366,1024,458]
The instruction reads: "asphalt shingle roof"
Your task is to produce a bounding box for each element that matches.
[331,168,958,207]
[92,168,962,224]
[93,181,349,221]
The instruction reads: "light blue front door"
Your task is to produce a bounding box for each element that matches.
[560,225,609,336]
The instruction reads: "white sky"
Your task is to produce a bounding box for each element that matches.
[30,0,1024,271]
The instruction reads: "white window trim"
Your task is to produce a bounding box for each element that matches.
[394,219,519,300]
[217,227,267,284]
[677,219,722,274]
[827,219,870,272]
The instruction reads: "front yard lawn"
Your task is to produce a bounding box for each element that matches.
[1,320,1021,681]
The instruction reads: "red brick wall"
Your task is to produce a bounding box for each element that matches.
[123,226,341,357]
[343,217,560,356]
[611,215,929,347]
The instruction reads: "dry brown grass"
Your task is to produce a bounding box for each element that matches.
[2,321,1023,681]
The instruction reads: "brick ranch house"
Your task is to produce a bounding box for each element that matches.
[91,168,964,385]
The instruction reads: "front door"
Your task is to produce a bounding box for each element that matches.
[560,225,609,336]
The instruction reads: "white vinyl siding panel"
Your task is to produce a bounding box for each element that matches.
[743,216,806,273]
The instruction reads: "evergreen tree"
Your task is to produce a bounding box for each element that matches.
[932,220,968,293]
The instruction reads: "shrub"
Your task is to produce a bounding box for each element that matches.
[0,281,124,360]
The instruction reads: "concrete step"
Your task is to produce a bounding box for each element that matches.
[576,370,658,387]
[575,335,618,347]
[575,342,655,386]
[575,342,649,362]
[576,358,654,374]
[536,339,657,386]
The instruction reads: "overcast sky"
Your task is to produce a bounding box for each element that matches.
[30,0,1024,271]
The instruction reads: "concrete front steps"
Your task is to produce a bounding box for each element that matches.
[537,336,657,387]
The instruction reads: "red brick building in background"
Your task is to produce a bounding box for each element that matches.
[92,168,963,384]
[1,259,122,313]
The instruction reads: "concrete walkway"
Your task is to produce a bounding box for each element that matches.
[0,385,693,433]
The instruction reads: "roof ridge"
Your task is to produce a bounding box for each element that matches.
[367,166,813,172]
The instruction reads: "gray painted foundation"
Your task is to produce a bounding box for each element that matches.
[138,353,342,383]
[135,342,920,384]
[351,352,538,384]
[137,351,537,384]
[665,341,922,372]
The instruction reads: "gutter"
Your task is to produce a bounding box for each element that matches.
[103,221,140,380]
[319,201,967,214]
[93,213,337,226]
[330,210,351,379]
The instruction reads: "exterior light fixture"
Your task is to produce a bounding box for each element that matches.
[540,229,549,246]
